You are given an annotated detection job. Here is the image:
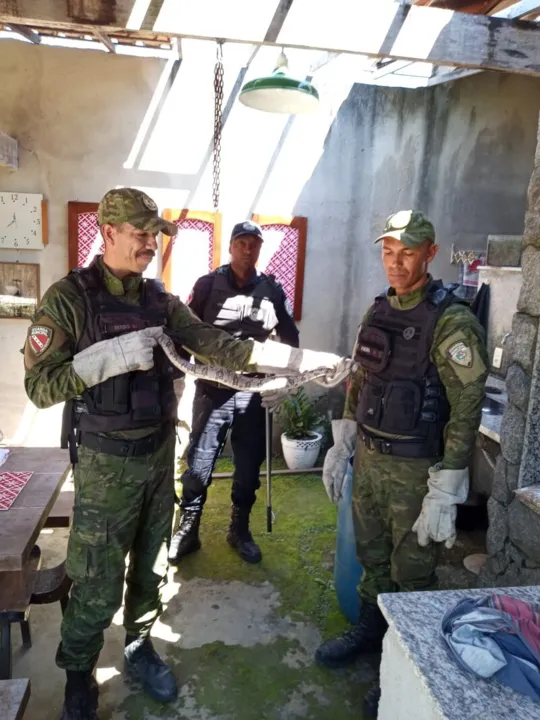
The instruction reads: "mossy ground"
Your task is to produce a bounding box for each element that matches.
[112,457,374,719]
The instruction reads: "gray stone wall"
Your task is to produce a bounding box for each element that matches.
[481,113,540,588]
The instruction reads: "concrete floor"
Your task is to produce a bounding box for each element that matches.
[12,467,485,720]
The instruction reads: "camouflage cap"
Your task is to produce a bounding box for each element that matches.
[374,210,435,248]
[97,188,178,237]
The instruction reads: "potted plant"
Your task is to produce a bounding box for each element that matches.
[277,387,323,470]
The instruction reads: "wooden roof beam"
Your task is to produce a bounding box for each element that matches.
[2,1,540,76]
[9,23,40,44]
[93,29,116,53]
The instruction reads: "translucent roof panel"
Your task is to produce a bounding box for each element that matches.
[277,0,402,54]
[153,0,281,41]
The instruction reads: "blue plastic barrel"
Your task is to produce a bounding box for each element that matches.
[333,455,363,624]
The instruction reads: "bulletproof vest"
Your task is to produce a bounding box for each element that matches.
[355,280,462,458]
[202,267,281,342]
[67,257,181,433]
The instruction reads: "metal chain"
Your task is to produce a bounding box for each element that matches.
[212,41,224,211]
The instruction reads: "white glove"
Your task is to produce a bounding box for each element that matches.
[322,419,357,503]
[260,390,287,412]
[250,338,346,375]
[412,465,469,549]
[72,326,163,388]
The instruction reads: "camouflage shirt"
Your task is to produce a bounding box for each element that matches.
[23,257,256,418]
[343,278,489,469]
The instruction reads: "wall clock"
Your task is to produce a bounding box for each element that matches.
[0,192,48,250]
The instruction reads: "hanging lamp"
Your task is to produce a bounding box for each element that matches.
[239,50,319,114]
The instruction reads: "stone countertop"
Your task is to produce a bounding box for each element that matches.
[379,587,540,720]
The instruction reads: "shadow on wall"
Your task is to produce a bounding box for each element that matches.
[290,72,540,357]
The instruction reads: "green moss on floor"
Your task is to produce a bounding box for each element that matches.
[110,457,373,720]
[174,457,349,638]
[118,637,368,720]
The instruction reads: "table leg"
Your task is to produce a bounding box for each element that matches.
[0,622,12,679]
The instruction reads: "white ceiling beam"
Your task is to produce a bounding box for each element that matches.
[492,0,540,19]
[372,59,414,79]
[2,1,540,76]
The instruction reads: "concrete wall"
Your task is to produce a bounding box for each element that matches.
[0,40,539,443]
[295,75,540,356]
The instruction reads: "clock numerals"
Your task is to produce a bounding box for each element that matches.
[30,207,37,214]
[0,236,5,244]
[11,193,18,202]
[13,240,18,247]
[24,237,29,246]
[31,230,37,237]
[33,218,40,226]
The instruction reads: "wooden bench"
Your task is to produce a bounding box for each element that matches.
[44,490,74,529]
[0,546,72,680]
[0,678,31,720]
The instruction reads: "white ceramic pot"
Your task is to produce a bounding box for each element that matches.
[281,431,322,471]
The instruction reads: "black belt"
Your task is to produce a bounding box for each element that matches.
[359,427,434,459]
[79,422,174,458]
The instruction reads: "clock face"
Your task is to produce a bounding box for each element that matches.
[0,192,44,250]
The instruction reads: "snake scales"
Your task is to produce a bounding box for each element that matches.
[157,334,357,396]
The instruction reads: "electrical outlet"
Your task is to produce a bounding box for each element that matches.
[492,347,503,369]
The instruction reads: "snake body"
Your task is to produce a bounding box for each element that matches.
[157,334,356,394]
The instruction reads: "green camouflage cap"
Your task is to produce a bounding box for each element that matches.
[97,188,178,236]
[374,210,435,248]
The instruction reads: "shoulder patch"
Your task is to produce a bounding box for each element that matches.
[447,340,472,368]
[28,325,53,356]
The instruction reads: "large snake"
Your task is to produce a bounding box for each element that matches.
[157,334,357,402]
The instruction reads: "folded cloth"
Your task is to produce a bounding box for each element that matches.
[442,594,540,702]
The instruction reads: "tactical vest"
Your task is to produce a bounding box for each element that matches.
[355,280,463,458]
[67,258,181,434]
[202,268,281,342]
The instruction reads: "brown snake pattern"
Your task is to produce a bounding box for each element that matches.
[157,334,357,397]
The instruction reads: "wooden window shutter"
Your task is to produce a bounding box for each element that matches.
[161,210,222,301]
[251,214,307,321]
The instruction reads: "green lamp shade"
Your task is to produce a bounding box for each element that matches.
[239,69,319,114]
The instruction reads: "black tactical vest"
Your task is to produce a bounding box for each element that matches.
[355,280,463,458]
[67,257,181,434]
[202,267,281,342]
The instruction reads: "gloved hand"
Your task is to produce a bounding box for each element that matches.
[322,419,357,503]
[250,338,346,375]
[412,464,469,549]
[260,389,287,412]
[72,326,164,388]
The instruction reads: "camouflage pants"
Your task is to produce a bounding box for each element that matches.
[56,432,175,672]
[352,441,441,604]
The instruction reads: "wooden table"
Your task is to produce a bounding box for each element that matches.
[0,448,71,572]
[0,678,30,720]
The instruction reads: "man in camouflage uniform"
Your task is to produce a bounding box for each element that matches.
[23,188,346,720]
[315,211,488,717]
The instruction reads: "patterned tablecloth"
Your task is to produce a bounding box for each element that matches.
[0,471,33,511]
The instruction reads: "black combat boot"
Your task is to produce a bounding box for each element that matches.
[363,677,381,718]
[60,670,99,720]
[226,505,262,564]
[168,510,201,564]
[315,601,388,667]
[124,635,178,703]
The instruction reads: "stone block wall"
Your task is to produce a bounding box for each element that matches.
[481,113,540,587]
